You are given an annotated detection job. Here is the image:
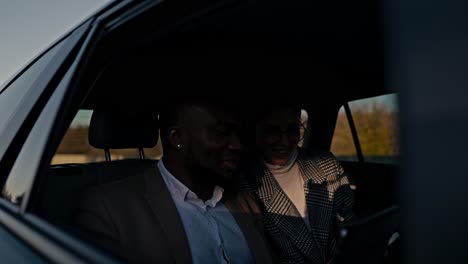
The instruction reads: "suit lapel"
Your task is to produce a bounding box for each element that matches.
[254,162,323,262]
[143,164,192,264]
[297,152,334,257]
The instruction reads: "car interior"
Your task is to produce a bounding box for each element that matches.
[19,0,399,262]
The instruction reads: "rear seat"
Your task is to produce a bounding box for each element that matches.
[38,110,159,226]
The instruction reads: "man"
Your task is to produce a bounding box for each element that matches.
[76,102,274,263]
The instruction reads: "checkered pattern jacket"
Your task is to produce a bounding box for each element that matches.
[242,150,355,264]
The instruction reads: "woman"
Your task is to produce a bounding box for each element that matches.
[242,105,355,264]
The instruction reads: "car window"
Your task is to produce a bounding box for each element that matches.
[330,107,358,161]
[0,41,64,129]
[0,22,91,165]
[0,22,92,208]
[51,109,163,165]
[331,94,399,163]
[1,67,73,207]
[350,94,399,163]
[298,109,309,147]
[0,41,64,151]
[1,71,116,261]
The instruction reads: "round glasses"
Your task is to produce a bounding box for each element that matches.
[261,124,307,143]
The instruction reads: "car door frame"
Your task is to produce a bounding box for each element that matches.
[0,1,160,263]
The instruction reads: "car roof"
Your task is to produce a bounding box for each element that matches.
[77,0,391,111]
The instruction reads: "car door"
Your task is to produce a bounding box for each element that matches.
[0,0,192,262]
[0,19,93,168]
[0,18,111,263]
[0,1,150,262]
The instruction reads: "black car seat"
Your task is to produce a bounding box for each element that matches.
[38,110,159,227]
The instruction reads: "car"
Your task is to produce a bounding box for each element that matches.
[1,0,466,263]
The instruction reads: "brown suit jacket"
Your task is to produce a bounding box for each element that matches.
[76,162,274,263]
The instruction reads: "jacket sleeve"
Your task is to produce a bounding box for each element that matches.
[330,154,356,223]
[75,187,126,259]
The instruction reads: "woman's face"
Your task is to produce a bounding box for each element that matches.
[257,108,301,165]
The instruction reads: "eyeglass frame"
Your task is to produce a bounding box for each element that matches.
[259,123,308,143]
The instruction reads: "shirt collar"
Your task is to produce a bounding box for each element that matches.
[205,186,224,208]
[157,160,224,207]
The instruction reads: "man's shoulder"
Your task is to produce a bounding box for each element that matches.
[83,169,151,204]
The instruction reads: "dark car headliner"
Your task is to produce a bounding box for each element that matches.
[81,0,388,111]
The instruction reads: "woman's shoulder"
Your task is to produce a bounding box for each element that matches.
[298,148,339,163]
[297,149,346,180]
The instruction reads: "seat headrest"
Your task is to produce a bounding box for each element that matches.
[88,110,159,149]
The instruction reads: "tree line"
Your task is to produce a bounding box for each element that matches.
[55,102,399,162]
[331,102,399,157]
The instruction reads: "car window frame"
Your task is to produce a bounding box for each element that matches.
[343,102,365,164]
[0,17,120,264]
[0,1,170,262]
[334,93,399,164]
[0,21,93,184]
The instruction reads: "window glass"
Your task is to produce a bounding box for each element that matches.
[51,110,163,165]
[331,107,358,161]
[349,94,399,163]
[331,94,399,163]
[0,21,90,163]
[0,41,64,140]
[1,69,70,206]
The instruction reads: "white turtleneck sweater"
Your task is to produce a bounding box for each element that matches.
[265,150,310,228]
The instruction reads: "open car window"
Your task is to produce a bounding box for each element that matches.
[330,107,358,162]
[331,93,400,164]
[51,110,163,165]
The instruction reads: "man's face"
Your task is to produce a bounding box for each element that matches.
[257,108,301,166]
[181,106,242,185]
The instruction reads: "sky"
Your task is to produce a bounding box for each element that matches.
[0,0,111,87]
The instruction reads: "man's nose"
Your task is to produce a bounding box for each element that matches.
[227,133,242,151]
[278,132,290,146]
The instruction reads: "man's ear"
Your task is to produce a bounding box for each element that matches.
[168,126,183,151]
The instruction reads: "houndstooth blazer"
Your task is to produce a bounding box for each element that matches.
[242,150,355,264]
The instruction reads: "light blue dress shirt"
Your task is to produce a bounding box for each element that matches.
[158,161,254,264]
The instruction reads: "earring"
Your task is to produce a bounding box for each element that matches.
[176,144,181,149]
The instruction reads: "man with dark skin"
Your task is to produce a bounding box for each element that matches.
[161,104,241,201]
[77,102,274,263]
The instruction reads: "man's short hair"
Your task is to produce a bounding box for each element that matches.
[158,99,243,149]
